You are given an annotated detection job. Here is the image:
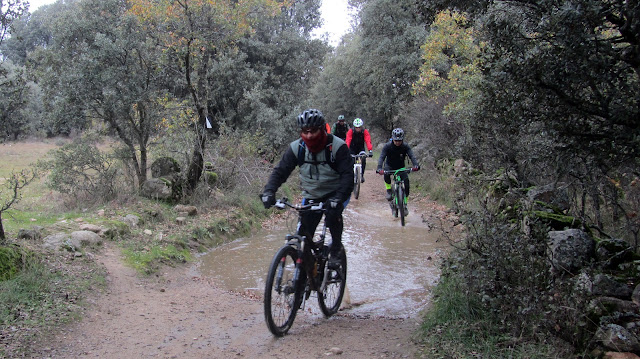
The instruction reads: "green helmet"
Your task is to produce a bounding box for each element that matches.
[353,118,363,127]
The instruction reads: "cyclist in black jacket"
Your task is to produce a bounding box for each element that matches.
[376,128,420,212]
[261,109,354,268]
[331,115,350,141]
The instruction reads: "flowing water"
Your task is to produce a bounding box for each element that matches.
[196,198,448,318]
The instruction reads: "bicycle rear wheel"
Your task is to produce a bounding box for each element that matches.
[397,184,406,226]
[318,246,347,317]
[353,170,361,199]
[264,245,300,336]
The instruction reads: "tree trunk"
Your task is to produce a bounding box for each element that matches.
[185,129,206,194]
[0,212,6,244]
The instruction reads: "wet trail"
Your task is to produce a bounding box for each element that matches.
[37,168,454,359]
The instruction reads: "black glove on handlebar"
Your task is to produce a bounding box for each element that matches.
[325,198,343,212]
[368,150,373,157]
[261,191,276,209]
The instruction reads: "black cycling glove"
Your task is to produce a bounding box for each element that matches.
[261,191,276,209]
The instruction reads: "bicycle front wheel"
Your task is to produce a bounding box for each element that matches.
[397,184,406,226]
[264,245,300,336]
[318,246,347,317]
[353,170,361,199]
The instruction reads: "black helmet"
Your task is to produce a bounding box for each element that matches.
[297,109,325,129]
[391,128,404,141]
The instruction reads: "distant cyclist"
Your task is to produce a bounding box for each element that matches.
[331,115,350,141]
[376,128,420,213]
[345,118,373,182]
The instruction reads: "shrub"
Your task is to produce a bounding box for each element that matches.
[39,134,120,207]
[0,246,28,281]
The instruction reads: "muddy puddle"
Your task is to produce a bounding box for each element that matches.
[196,199,448,318]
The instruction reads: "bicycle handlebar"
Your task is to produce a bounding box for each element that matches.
[351,151,368,158]
[380,168,416,175]
[274,198,324,211]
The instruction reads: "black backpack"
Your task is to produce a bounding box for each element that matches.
[334,123,348,140]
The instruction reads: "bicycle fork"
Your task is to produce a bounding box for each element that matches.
[353,163,361,183]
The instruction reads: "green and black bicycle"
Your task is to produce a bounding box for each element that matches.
[382,168,416,226]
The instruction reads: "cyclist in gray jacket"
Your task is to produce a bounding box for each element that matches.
[261,109,354,268]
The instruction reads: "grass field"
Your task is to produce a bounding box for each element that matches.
[0,139,72,235]
[0,140,61,172]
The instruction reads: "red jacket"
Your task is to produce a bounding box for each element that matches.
[346,128,373,152]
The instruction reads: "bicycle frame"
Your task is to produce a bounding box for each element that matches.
[383,168,414,225]
[351,151,368,199]
[274,200,330,299]
[351,151,367,180]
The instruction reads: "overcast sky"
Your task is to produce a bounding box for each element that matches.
[316,0,354,46]
[28,0,354,46]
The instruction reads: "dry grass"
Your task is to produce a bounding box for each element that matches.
[0,139,74,235]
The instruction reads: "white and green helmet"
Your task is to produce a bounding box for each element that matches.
[353,118,363,127]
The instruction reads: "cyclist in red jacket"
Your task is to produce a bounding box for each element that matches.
[345,118,373,182]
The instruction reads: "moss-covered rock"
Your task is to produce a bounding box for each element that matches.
[204,171,218,186]
[98,219,131,241]
[0,246,27,281]
[533,210,581,230]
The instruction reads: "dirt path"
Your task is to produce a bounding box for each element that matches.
[35,168,451,358]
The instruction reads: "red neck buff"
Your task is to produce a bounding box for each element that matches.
[302,130,327,153]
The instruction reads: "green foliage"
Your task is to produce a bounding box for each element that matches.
[419,271,570,358]
[416,161,457,207]
[0,250,106,357]
[0,246,29,281]
[204,171,218,186]
[464,1,639,173]
[413,10,483,117]
[204,0,329,150]
[93,219,131,241]
[203,128,275,194]
[441,0,640,245]
[0,62,29,141]
[312,0,428,131]
[208,192,267,235]
[40,134,118,206]
[0,258,52,326]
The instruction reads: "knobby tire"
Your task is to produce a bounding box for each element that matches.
[354,170,361,199]
[264,245,300,336]
[318,246,347,317]
[398,184,406,226]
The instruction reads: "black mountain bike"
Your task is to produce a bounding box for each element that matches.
[351,151,368,199]
[263,198,347,336]
[383,168,416,226]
